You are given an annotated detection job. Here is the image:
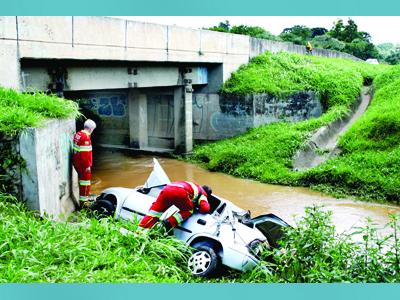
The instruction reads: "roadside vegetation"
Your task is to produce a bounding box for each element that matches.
[188,52,399,203]
[208,19,380,61]
[302,65,400,202]
[0,87,79,137]
[1,193,399,282]
[0,87,79,194]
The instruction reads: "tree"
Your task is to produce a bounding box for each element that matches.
[311,27,328,38]
[207,22,279,41]
[279,25,312,45]
[328,19,379,60]
[207,20,231,32]
[328,19,344,40]
[345,38,379,60]
[230,25,278,40]
[385,51,400,65]
[311,35,345,51]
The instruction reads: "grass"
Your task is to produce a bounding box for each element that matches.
[188,52,398,203]
[0,87,79,136]
[0,193,192,283]
[1,193,399,282]
[301,66,400,203]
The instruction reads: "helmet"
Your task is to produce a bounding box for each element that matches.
[202,185,212,198]
[84,119,96,130]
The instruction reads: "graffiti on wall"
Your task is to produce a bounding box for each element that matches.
[79,94,127,117]
[192,92,322,140]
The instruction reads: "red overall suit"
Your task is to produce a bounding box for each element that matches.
[139,181,210,229]
[72,130,93,205]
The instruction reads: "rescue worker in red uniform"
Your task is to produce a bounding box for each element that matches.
[139,181,212,231]
[73,119,96,209]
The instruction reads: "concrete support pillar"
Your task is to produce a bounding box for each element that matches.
[173,79,193,153]
[128,89,139,148]
[174,86,185,152]
[184,80,193,153]
[128,89,148,149]
[138,93,148,149]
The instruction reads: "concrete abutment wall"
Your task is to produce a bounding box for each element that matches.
[1,119,78,218]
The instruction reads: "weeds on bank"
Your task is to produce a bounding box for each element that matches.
[0,193,192,283]
[2,193,398,282]
[189,52,399,203]
[246,206,400,283]
[0,88,79,136]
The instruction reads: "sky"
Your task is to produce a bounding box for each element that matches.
[113,16,400,45]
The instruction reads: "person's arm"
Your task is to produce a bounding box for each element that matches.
[198,193,210,214]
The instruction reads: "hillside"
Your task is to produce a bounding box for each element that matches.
[189,52,398,203]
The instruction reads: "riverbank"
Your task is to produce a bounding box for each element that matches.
[188,52,399,204]
[2,192,399,283]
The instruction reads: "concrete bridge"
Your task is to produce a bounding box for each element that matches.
[0,16,358,153]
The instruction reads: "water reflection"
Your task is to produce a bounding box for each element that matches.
[92,151,400,236]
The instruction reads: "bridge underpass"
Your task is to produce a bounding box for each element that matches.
[21,58,223,153]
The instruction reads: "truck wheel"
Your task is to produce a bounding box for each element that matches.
[91,199,115,219]
[188,245,220,277]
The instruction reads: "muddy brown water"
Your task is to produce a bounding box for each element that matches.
[92,151,400,236]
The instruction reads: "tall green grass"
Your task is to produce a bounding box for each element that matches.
[189,52,397,202]
[2,193,399,282]
[0,193,192,283]
[246,206,400,283]
[0,88,79,136]
[301,66,400,202]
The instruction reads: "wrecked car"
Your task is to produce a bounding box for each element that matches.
[91,158,289,277]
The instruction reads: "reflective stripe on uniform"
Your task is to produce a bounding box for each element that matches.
[79,180,91,186]
[79,145,92,152]
[73,144,92,152]
[172,212,184,224]
[148,210,163,218]
[198,194,208,204]
[185,181,199,200]
[168,183,185,188]
[80,196,89,202]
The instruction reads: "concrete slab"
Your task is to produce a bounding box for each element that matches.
[200,30,227,54]
[127,21,167,50]
[0,40,20,90]
[168,26,201,52]
[73,16,125,47]
[0,16,17,39]
[18,16,72,44]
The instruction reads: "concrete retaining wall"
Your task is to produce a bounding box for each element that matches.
[193,91,323,140]
[250,38,361,60]
[18,118,78,218]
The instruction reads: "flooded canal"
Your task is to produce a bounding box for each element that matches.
[92,151,400,236]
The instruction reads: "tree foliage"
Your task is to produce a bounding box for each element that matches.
[207,21,280,41]
[279,25,312,45]
[328,19,379,59]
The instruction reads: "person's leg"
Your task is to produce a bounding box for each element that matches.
[166,210,193,228]
[78,171,91,208]
[139,188,172,228]
[164,188,194,228]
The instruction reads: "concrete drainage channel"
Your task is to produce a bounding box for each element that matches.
[293,86,372,171]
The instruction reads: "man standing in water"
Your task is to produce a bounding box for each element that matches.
[139,181,212,231]
[73,119,96,209]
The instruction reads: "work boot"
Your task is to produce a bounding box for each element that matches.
[80,201,91,210]
[162,219,174,235]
